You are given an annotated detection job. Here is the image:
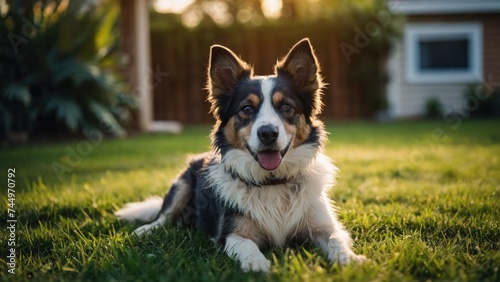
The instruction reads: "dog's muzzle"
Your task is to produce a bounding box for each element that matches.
[247,125,290,171]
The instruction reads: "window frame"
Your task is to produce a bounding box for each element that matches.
[404,22,483,84]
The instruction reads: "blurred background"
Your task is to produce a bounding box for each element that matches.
[1,0,499,144]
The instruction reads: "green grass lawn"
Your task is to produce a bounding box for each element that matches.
[1,119,499,281]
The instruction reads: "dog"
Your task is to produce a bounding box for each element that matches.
[115,38,366,272]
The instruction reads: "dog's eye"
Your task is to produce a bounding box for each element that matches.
[280,104,294,115]
[240,105,254,115]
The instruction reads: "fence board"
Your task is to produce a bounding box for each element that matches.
[150,25,375,124]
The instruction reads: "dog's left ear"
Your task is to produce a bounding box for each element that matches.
[275,38,323,116]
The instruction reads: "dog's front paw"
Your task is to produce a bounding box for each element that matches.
[240,252,271,272]
[339,252,367,265]
[133,223,159,237]
[329,247,367,266]
[133,225,153,237]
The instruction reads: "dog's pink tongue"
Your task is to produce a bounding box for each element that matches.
[257,151,282,170]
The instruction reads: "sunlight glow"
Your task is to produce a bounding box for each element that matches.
[153,0,284,27]
[202,1,233,26]
[0,0,8,16]
[236,7,253,24]
[181,7,203,28]
[262,0,283,19]
[153,0,194,14]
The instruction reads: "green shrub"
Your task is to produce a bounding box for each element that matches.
[0,1,136,139]
[464,84,500,118]
[425,97,442,119]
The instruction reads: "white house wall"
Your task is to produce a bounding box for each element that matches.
[388,24,480,118]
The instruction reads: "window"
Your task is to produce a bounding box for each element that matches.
[419,38,469,70]
[405,23,482,83]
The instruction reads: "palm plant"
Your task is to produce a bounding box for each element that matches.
[0,0,136,140]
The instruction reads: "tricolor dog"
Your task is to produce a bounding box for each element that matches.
[116,38,366,272]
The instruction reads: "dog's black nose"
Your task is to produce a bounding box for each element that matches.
[257,125,279,145]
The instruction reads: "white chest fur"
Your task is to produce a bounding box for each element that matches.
[242,181,309,246]
[209,152,338,246]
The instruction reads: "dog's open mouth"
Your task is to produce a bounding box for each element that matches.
[256,150,282,170]
[246,142,291,171]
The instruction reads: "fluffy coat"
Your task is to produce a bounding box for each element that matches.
[115,38,366,272]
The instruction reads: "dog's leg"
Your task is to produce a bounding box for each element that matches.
[116,174,194,237]
[224,234,270,272]
[133,213,168,237]
[309,197,366,265]
[135,178,193,237]
[114,196,163,222]
[313,228,366,265]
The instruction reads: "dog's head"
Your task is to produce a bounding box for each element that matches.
[207,38,325,174]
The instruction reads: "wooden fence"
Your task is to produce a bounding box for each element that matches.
[150,24,381,124]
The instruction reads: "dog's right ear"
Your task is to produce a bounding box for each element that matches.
[207,45,252,119]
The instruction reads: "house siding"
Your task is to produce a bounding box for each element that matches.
[389,14,500,118]
[482,14,500,82]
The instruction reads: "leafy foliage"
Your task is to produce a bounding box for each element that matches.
[0,0,136,139]
[464,84,500,118]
